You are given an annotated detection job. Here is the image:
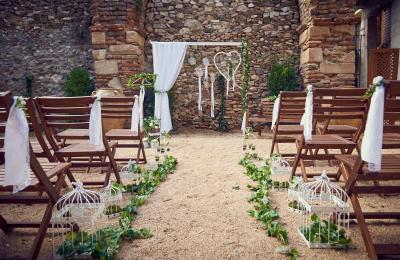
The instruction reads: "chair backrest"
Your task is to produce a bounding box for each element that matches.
[383,80,400,139]
[0,92,59,200]
[277,91,306,125]
[35,96,94,149]
[312,88,369,140]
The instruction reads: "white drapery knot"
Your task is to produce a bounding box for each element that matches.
[89,97,104,150]
[3,97,30,193]
[361,76,385,171]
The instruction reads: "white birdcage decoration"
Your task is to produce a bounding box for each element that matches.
[100,182,125,218]
[297,172,351,249]
[268,154,291,191]
[51,181,105,258]
[287,176,305,213]
[119,160,142,184]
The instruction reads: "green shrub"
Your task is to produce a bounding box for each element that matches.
[62,68,93,96]
[267,56,299,97]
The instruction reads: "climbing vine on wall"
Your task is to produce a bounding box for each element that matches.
[217,75,228,132]
[241,38,250,114]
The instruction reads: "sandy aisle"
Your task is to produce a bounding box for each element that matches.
[117,131,374,260]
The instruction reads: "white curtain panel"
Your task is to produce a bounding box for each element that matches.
[152,42,188,132]
[3,98,30,193]
[361,76,385,171]
[89,98,104,150]
[271,96,280,129]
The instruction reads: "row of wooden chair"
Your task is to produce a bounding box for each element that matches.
[0,92,147,259]
[270,81,400,259]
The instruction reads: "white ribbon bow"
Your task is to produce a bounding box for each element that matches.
[195,67,203,112]
[271,96,280,129]
[3,97,30,193]
[361,76,385,171]
[131,95,140,133]
[301,85,313,141]
[89,98,104,150]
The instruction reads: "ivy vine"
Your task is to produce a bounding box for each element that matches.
[127,73,157,90]
[241,38,250,115]
[217,75,228,131]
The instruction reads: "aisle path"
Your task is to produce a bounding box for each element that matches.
[117,131,368,260]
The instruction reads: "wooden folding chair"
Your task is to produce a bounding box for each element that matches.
[101,96,147,164]
[270,91,306,157]
[335,80,400,260]
[248,98,274,136]
[290,88,368,181]
[0,91,72,259]
[34,96,121,187]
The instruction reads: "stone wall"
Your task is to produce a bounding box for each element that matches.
[144,0,300,129]
[90,0,147,90]
[0,0,92,96]
[298,0,359,88]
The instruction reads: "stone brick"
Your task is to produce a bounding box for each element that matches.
[92,49,107,60]
[309,26,331,38]
[334,25,355,35]
[300,47,323,64]
[91,32,106,44]
[320,62,355,74]
[94,60,118,75]
[126,31,145,47]
[109,44,141,55]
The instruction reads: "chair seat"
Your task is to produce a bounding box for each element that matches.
[299,134,356,148]
[55,129,89,140]
[106,129,139,140]
[0,162,70,188]
[316,123,358,134]
[336,154,400,174]
[55,141,117,156]
[275,125,303,134]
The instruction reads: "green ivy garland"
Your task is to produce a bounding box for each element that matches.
[217,75,228,131]
[241,38,250,115]
[127,73,157,89]
[239,154,299,259]
[57,156,178,259]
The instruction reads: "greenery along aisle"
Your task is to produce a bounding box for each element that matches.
[58,156,178,259]
[239,153,299,260]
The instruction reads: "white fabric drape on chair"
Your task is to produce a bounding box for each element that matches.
[152,42,188,132]
[3,98,30,193]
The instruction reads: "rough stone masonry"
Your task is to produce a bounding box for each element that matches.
[0,0,357,129]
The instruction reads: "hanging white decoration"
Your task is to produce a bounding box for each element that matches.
[210,72,216,118]
[195,66,203,112]
[188,56,196,66]
[203,57,210,91]
[213,51,242,96]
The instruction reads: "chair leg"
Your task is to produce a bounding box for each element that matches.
[140,140,147,164]
[270,130,277,157]
[290,142,302,179]
[0,214,13,234]
[299,158,308,181]
[108,153,121,184]
[350,193,378,260]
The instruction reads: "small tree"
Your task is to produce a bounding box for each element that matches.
[267,56,298,97]
[62,68,93,96]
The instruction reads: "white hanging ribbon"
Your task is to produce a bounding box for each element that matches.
[210,73,216,118]
[301,85,313,141]
[361,76,385,171]
[195,66,203,112]
[271,96,280,129]
[131,95,140,133]
[241,111,247,133]
[226,79,230,96]
[3,97,30,193]
[89,97,104,150]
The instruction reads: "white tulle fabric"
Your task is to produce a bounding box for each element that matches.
[271,96,280,129]
[3,98,30,193]
[301,85,313,141]
[210,74,216,118]
[361,76,385,171]
[89,98,104,150]
[152,42,188,132]
[131,95,140,133]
